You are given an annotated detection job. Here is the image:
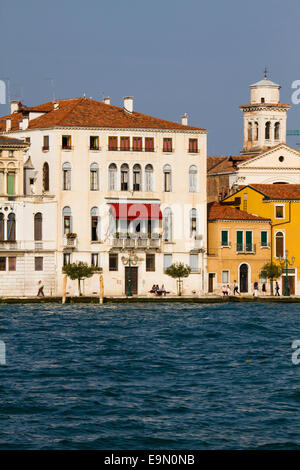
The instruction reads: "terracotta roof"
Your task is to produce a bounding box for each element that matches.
[0,135,28,147]
[238,184,300,200]
[0,98,206,132]
[207,156,227,171]
[207,157,235,175]
[240,103,290,109]
[207,201,270,221]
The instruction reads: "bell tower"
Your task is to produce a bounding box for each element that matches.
[240,72,290,154]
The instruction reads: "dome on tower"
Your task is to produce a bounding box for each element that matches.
[250,77,280,88]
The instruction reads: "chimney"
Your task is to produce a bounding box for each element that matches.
[21,117,29,130]
[124,96,133,113]
[10,100,20,114]
[103,97,111,105]
[6,119,11,132]
[53,102,59,110]
[181,113,188,126]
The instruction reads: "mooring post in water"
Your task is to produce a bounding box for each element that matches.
[62,274,67,304]
[99,274,104,304]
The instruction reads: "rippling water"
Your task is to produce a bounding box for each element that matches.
[0,302,300,449]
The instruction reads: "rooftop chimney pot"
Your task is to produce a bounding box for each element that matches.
[10,100,20,114]
[124,96,133,113]
[181,113,188,126]
[103,97,111,105]
[6,119,11,132]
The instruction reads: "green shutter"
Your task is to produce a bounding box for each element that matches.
[246,231,252,251]
[261,231,267,247]
[236,231,243,251]
[221,230,228,246]
[7,174,15,195]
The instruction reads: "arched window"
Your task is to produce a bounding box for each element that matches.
[145,164,153,192]
[90,163,99,191]
[43,162,49,191]
[190,208,198,236]
[189,165,197,192]
[133,164,141,191]
[274,122,280,140]
[62,162,71,190]
[108,163,117,191]
[34,212,43,241]
[254,122,259,141]
[163,207,172,241]
[0,213,4,240]
[248,122,252,141]
[7,172,15,196]
[163,164,172,192]
[275,231,284,258]
[7,213,15,241]
[91,207,100,241]
[62,206,72,235]
[265,121,271,140]
[121,163,129,191]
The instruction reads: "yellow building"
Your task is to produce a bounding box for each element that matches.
[223,184,300,295]
[207,201,271,294]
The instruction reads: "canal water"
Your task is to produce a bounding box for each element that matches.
[0,302,300,449]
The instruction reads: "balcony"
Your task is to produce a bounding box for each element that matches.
[0,240,22,250]
[108,147,155,152]
[236,243,256,254]
[63,235,77,250]
[111,235,161,250]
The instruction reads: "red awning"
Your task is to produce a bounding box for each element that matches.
[110,203,162,220]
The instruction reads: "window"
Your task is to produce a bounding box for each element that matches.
[222,270,229,284]
[62,162,71,190]
[163,164,171,192]
[109,253,118,271]
[133,164,141,191]
[221,230,229,247]
[254,122,258,141]
[146,253,155,272]
[190,208,197,236]
[35,256,43,271]
[275,205,284,219]
[145,164,153,191]
[90,163,99,191]
[236,231,243,252]
[62,135,71,150]
[43,162,49,191]
[63,253,71,266]
[261,97,265,103]
[189,165,197,192]
[163,138,172,152]
[274,122,280,140]
[108,136,118,151]
[34,213,42,241]
[189,254,198,272]
[0,171,3,194]
[8,257,16,271]
[7,213,15,241]
[163,207,172,241]
[121,163,129,191]
[0,213,4,240]
[120,137,130,151]
[0,257,6,271]
[261,231,268,247]
[108,163,117,190]
[163,254,172,271]
[91,253,99,267]
[62,206,72,235]
[90,136,99,150]
[7,173,15,195]
[245,231,252,252]
[133,137,142,151]
[8,151,13,158]
[275,232,284,258]
[248,122,252,141]
[145,137,154,152]
[91,207,100,241]
[189,139,198,153]
[265,121,270,140]
[25,137,31,144]
[43,135,49,150]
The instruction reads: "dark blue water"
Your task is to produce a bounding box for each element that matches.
[0,302,300,449]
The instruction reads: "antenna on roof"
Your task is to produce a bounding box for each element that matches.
[102,92,105,101]
[264,66,268,79]
[45,78,56,102]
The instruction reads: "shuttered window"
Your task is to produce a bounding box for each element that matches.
[8,257,16,271]
[236,231,243,252]
[245,231,252,252]
[34,213,42,241]
[261,231,268,247]
[221,230,228,246]
[35,257,43,271]
[146,254,155,272]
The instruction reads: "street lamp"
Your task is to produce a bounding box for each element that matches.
[279,250,295,296]
[121,250,138,297]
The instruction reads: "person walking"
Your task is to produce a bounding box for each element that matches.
[37,280,45,297]
[262,282,266,296]
[233,280,240,295]
[275,281,280,296]
[253,281,259,297]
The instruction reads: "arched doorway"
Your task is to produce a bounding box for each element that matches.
[239,263,249,293]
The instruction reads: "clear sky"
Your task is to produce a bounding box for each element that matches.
[1,0,299,155]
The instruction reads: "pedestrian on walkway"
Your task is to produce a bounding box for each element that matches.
[233,280,240,295]
[37,280,45,297]
[253,281,259,297]
[275,281,280,296]
[262,282,266,295]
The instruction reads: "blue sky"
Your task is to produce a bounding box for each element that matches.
[1,0,299,155]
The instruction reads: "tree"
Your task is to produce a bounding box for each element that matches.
[260,262,282,295]
[62,261,95,296]
[165,262,191,296]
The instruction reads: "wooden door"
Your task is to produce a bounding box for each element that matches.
[239,263,248,293]
[282,276,295,295]
[208,273,215,293]
[125,267,138,295]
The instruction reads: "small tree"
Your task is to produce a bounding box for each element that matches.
[260,262,282,295]
[62,261,95,296]
[165,262,191,296]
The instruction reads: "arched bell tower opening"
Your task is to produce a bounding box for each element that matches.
[240,74,290,154]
